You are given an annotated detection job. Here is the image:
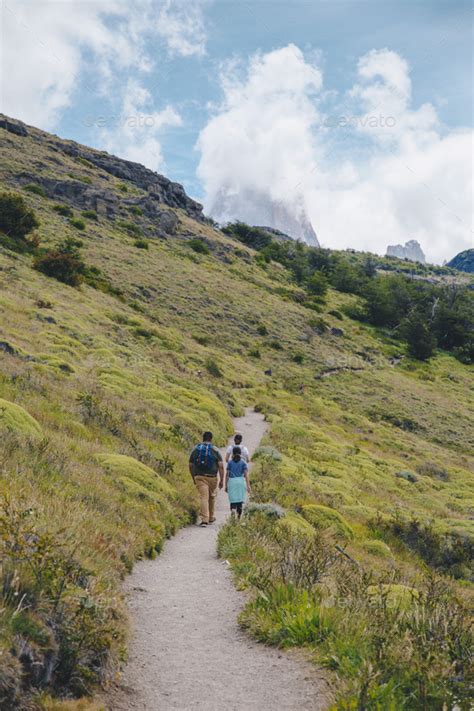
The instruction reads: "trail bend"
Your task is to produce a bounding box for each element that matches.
[107,408,330,710]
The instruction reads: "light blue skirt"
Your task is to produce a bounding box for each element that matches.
[227,476,247,505]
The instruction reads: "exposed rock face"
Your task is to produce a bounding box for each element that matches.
[386,240,426,263]
[211,188,319,246]
[448,249,474,273]
[0,113,204,223]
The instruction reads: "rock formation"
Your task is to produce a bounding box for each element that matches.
[386,240,426,263]
[211,188,319,246]
[448,249,474,273]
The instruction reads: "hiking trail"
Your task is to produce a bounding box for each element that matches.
[107,408,330,710]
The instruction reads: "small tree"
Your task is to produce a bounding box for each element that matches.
[403,312,436,360]
[0,192,39,251]
[307,272,328,297]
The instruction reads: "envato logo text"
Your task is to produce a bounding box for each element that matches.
[82,114,158,128]
[322,114,397,129]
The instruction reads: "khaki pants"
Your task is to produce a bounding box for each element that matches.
[194,475,218,523]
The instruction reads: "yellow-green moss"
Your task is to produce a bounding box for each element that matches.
[95,454,175,498]
[362,540,393,558]
[301,504,354,540]
[0,398,43,438]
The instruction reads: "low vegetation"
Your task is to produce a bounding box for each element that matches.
[0,125,472,708]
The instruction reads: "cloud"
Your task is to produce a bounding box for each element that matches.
[0,0,140,127]
[197,44,322,223]
[100,79,182,170]
[1,0,207,171]
[197,45,473,263]
[156,0,207,57]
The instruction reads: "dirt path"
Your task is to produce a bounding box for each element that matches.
[107,408,330,710]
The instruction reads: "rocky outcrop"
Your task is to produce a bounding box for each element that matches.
[448,249,474,273]
[0,113,204,222]
[0,116,28,137]
[211,188,320,246]
[386,240,426,263]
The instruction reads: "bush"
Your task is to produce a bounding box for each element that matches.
[292,352,305,364]
[53,204,73,217]
[416,461,449,481]
[117,220,142,237]
[134,239,149,250]
[256,324,268,336]
[307,272,328,297]
[81,210,98,221]
[34,238,86,287]
[128,205,143,216]
[205,357,223,377]
[0,192,39,249]
[188,237,210,254]
[70,217,86,231]
[222,222,272,250]
[23,183,46,197]
[117,182,128,192]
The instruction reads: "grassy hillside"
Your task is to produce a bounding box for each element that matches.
[0,117,472,709]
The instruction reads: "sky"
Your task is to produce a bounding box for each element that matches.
[1,0,473,263]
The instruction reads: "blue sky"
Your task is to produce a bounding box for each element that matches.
[2,0,473,261]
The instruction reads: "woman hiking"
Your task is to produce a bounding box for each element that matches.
[225,446,250,519]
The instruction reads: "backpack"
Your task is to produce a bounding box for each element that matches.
[193,443,218,474]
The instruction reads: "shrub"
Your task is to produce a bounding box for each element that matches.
[134,239,149,250]
[128,205,143,216]
[70,217,86,231]
[402,312,436,360]
[256,324,268,336]
[328,309,343,320]
[81,210,98,221]
[252,446,282,462]
[307,272,328,297]
[23,183,46,197]
[53,204,73,217]
[192,333,210,346]
[117,219,142,237]
[372,514,474,580]
[0,192,39,250]
[301,504,354,540]
[249,348,261,358]
[205,357,223,377]
[222,222,272,250]
[292,352,305,364]
[416,461,449,481]
[34,238,86,286]
[117,182,128,192]
[188,238,210,254]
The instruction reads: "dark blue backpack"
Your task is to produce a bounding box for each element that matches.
[194,443,217,474]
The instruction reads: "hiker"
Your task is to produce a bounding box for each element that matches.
[225,446,250,519]
[225,432,250,463]
[189,431,224,527]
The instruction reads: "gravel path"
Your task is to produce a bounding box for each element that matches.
[107,408,330,710]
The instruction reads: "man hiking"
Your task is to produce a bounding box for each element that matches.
[225,432,250,463]
[189,431,224,527]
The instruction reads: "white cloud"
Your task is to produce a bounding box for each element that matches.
[156,0,207,57]
[0,0,206,172]
[197,45,473,263]
[0,0,139,127]
[197,44,322,224]
[100,79,182,170]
